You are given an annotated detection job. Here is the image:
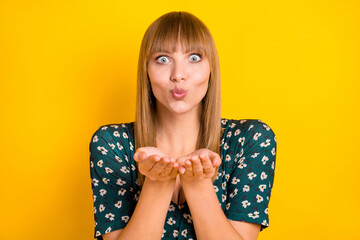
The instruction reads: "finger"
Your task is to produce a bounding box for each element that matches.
[160,158,176,176]
[190,155,203,176]
[184,158,193,176]
[209,153,221,167]
[149,156,170,175]
[200,154,213,174]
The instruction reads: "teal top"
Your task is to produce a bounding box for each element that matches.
[89,119,277,239]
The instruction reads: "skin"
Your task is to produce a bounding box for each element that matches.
[102,44,261,240]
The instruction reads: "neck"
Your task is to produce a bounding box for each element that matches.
[155,105,202,158]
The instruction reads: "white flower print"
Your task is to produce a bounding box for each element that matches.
[261,171,268,180]
[271,147,276,156]
[261,155,269,165]
[248,172,257,180]
[274,135,277,142]
[256,194,264,203]
[122,132,128,139]
[162,229,166,238]
[97,146,108,155]
[225,174,230,181]
[167,217,176,225]
[222,194,227,202]
[243,185,250,192]
[259,184,267,192]
[95,231,101,237]
[181,229,188,237]
[115,155,122,163]
[113,131,120,137]
[92,135,99,142]
[102,178,110,184]
[253,132,262,140]
[227,131,232,138]
[224,142,229,150]
[90,161,94,168]
[101,126,108,130]
[262,219,268,226]
[105,227,112,233]
[173,230,179,237]
[169,204,175,212]
[118,188,126,195]
[105,167,113,174]
[229,189,238,198]
[242,200,251,208]
[251,152,260,158]
[265,208,269,214]
[263,124,270,131]
[183,213,192,223]
[97,160,103,167]
[93,195,97,202]
[221,119,228,125]
[121,216,129,223]
[230,123,236,128]
[222,182,226,190]
[248,211,259,219]
[99,204,105,212]
[239,148,244,157]
[260,139,271,147]
[120,166,130,174]
[231,177,240,184]
[240,120,247,124]
[214,186,219,192]
[109,143,115,149]
[105,213,115,221]
[129,142,134,151]
[238,157,247,169]
[225,154,231,162]
[99,189,107,196]
[238,137,245,146]
[272,161,275,170]
[226,203,231,210]
[115,201,122,208]
[110,124,118,128]
[116,179,126,186]
[234,129,241,136]
[248,124,254,130]
[92,178,99,186]
[94,206,97,214]
[117,142,123,150]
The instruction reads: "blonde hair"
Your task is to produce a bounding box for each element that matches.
[135,11,221,186]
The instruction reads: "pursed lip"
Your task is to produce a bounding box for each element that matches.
[170,88,187,100]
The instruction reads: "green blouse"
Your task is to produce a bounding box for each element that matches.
[89,119,277,239]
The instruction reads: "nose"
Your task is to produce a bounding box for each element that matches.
[170,61,186,82]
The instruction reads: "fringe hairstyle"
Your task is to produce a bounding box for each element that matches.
[135,11,221,186]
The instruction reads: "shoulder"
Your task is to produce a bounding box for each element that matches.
[90,122,135,144]
[221,118,276,142]
[220,118,276,161]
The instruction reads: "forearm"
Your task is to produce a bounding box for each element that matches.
[117,177,175,240]
[181,178,244,240]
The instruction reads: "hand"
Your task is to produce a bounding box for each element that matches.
[177,149,221,181]
[134,147,179,182]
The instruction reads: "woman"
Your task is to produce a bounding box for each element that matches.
[90,11,276,240]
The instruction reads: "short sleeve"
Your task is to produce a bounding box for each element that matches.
[89,124,139,239]
[225,120,277,230]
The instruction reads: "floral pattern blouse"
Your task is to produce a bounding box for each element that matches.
[89,119,277,239]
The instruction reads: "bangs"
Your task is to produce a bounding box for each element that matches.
[147,12,212,60]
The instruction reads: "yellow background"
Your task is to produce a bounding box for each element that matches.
[1,0,359,239]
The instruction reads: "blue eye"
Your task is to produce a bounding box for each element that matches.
[190,54,201,62]
[156,56,170,64]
